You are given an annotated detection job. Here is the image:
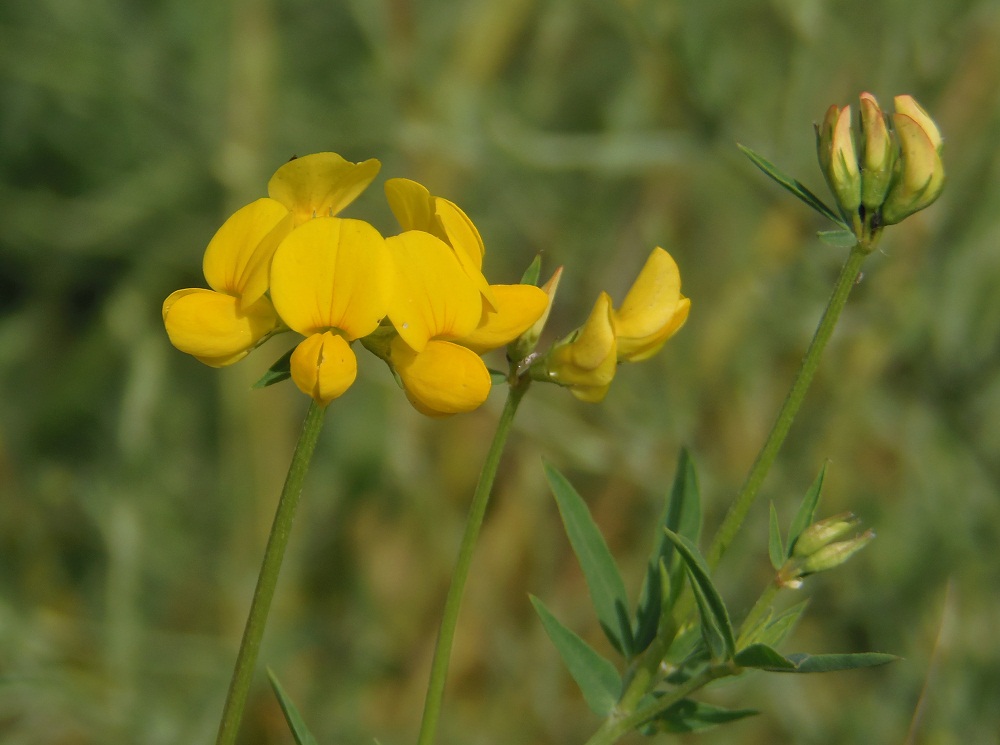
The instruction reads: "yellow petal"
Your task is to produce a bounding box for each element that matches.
[202,198,288,296]
[162,288,278,367]
[390,336,491,416]
[290,331,357,405]
[461,284,549,354]
[270,217,392,340]
[434,197,497,309]
[618,295,690,362]
[434,196,485,266]
[547,292,617,388]
[267,152,381,225]
[570,383,612,403]
[614,248,687,361]
[385,178,435,232]
[385,230,482,352]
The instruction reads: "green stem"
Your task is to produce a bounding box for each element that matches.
[216,400,327,745]
[704,244,868,570]
[584,664,735,745]
[416,383,529,745]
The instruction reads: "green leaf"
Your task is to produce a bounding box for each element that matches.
[268,669,319,745]
[758,600,809,648]
[634,449,701,652]
[252,348,294,389]
[488,368,508,384]
[530,595,622,716]
[817,229,858,248]
[662,527,735,660]
[734,643,797,670]
[520,253,542,285]
[784,652,899,673]
[738,144,847,227]
[649,698,759,734]
[545,463,633,656]
[734,644,898,672]
[788,464,827,552]
[768,502,784,570]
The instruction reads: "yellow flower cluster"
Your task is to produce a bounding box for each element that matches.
[163,153,548,415]
[541,248,690,402]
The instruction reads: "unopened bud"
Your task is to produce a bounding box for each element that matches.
[881,97,945,225]
[859,93,896,210]
[796,529,875,576]
[791,512,861,558]
[817,105,861,223]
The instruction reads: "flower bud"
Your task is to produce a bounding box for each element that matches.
[778,512,874,587]
[791,512,861,558]
[795,530,875,576]
[816,104,861,223]
[881,97,945,225]
[858,93,896,211]
[509,266,563,363]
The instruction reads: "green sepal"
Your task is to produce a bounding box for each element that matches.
[817,229,858,248]
[545,462,634,657]
[267,668,319,745]
[662,527,735,660]
[768,502,784,570]
[734,643,898,672]
[520,253,543,286]
[738,144,847,228]
[252,348,294,389]
[788,464,827,554]
[488,368,508,384]
[530,595,622,716]
[633,449,701,652]
[643,698,759,734]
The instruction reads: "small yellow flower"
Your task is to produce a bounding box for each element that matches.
[378,184,548,415]
[384,178,497,309]
[381,230,506,416]
[163,152,380,367]
[547,292,618,402]
[162,198,287,366]
[544,247,689,402]
[613,248,690,362]
[269,217,393,404]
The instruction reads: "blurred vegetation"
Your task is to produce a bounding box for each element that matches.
[2,0,1000,743]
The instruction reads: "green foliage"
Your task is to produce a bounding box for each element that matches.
[530,595,622,716]
[646,699,758,734]
[661,528,735,661]
[634,449,701,652]
[737,144,847,228]
[545,462,634,657]
[252,348,294,389]
[268,669,320,745]
[735,644,898,673]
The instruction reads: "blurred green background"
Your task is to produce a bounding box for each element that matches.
[3,0,1000,743]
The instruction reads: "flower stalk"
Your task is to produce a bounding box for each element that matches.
[215,400,327,745]
[416,379,531,745]
[704,242,868,569]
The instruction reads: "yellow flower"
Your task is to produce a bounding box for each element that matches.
[613,247,690,362]
[384,177,497,309]
[162,198,287,366]
[382,230,547,416]
[162,152,380,367]
[269,217,393,405]
[547,292,618,402]
[544,247,689,402]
